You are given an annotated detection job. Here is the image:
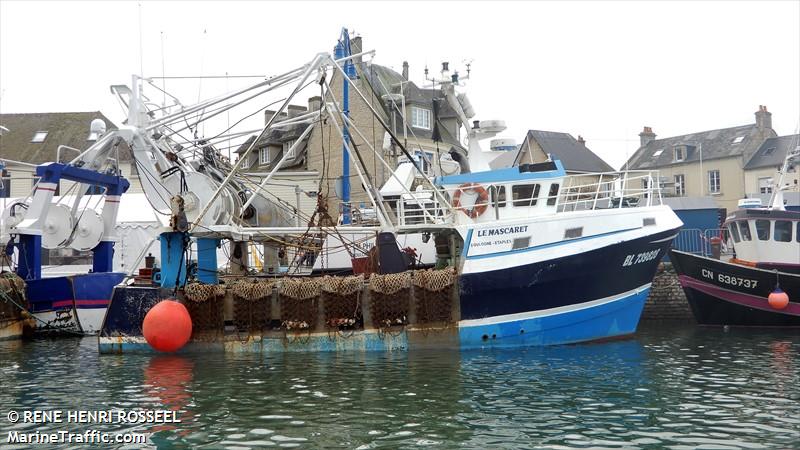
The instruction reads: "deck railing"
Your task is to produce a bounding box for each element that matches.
[390,169,664,226]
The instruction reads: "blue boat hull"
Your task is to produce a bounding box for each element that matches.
[98,228,677,353]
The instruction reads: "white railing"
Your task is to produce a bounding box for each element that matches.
[391,170,664,226]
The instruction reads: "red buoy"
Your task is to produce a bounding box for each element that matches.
[143,300,193,352]
[768,288,790,310]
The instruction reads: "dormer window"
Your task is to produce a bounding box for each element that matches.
[282,140,296,158]
[410,106,431,130]
[673,145,685,162]
[259,147,271,165]
[31,131,48,143]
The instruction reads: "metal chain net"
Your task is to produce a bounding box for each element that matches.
[321,274,364,328]
[279,278,321,330]
[369,272,411,328]
[413,267,456,324]
[184,282,225,337]
[230,279,274,333]
[0,273,26,324]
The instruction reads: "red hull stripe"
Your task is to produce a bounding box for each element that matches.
[51,299,110,308]
[678,275,800,316]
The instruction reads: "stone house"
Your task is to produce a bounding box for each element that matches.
[490,130,616,198]
[235,36,464,223]
[623,106,779,212]
[0,111,142,198]
[743,134,800,196]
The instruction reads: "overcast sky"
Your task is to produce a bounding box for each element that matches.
[1,0,798,170]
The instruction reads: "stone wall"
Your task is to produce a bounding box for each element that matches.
[641,262,695,321]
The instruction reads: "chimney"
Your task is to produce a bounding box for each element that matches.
[577,135,586,146]
[308,96,322,112]
[755,105,772,132]
[351,36,363,63]
[264,109,288,125]
[402,61,409,81]
[639,126,656,147]
[287,105,307,118]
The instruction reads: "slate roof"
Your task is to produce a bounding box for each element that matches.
[234,119,310,168]
[358,62,461,147]
[525,130,614,173]
[625,124,767,170]
[0,112,132,164]
[744,134,799,170]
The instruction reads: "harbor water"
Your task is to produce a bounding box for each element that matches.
[1,324,799,449]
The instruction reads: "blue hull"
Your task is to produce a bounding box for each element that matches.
[98,228,677,353]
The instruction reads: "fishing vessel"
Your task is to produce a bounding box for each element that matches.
[670,143,800,326]
[87,31,682,353]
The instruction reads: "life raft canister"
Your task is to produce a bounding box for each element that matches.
[452,182,489,219]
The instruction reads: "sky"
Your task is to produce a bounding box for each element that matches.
[1,0,798,170]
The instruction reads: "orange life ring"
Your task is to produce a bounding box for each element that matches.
[452,182,489,219]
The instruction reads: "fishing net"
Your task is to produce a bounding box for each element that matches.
[413,267,456,324]
[321,275,363,328]
[0,272,26,323]
[183,282,225,337]
[230,279,274,332]
[279,278,321,330]
[369,272,411,328]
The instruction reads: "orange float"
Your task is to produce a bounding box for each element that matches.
[768,288,790,310]
[143,300,193,352]
[452,183,489,219]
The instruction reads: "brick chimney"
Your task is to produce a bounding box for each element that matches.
[639,126,656,147]
[287,105,307,118]
[402,61,409,81]
[308,96,322,112]
[755,105,772,132]
[577,135,586,146]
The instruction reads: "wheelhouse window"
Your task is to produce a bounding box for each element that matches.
[674,174,685,196]
[738,221,752,241]
[491,185,507,208]
[547,183,560,206]
[774,220,792,242]
[410,106,431,130]
[797,222,800,243]
[512,184,540,207]
[708,170,720,194]
[259,147,271,165]
[0,169,10,198]
[755,219,770,241]
[728,223,741,243]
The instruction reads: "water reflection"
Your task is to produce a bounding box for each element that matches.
[1,325,799,449]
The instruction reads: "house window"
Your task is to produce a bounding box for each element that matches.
[239,156,250,169]
[652,149,664,158]
[764,147,776,155]
[282,140,296,159]
[31,131,48,143]
[708,170,720,194]
[673,146,685,162]
[259,147,271,165]
[0,170,10,198]
[755,219,770,241]
[774,220,792,242]
[512,184,540,207]
[410,106,431,130]
[732,136,744,144]
[738,221,752,241]
[758,177,773,194]
[674,174,685,196]
[547,183,560,206]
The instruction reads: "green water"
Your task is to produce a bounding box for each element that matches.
[1,324,799,449]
